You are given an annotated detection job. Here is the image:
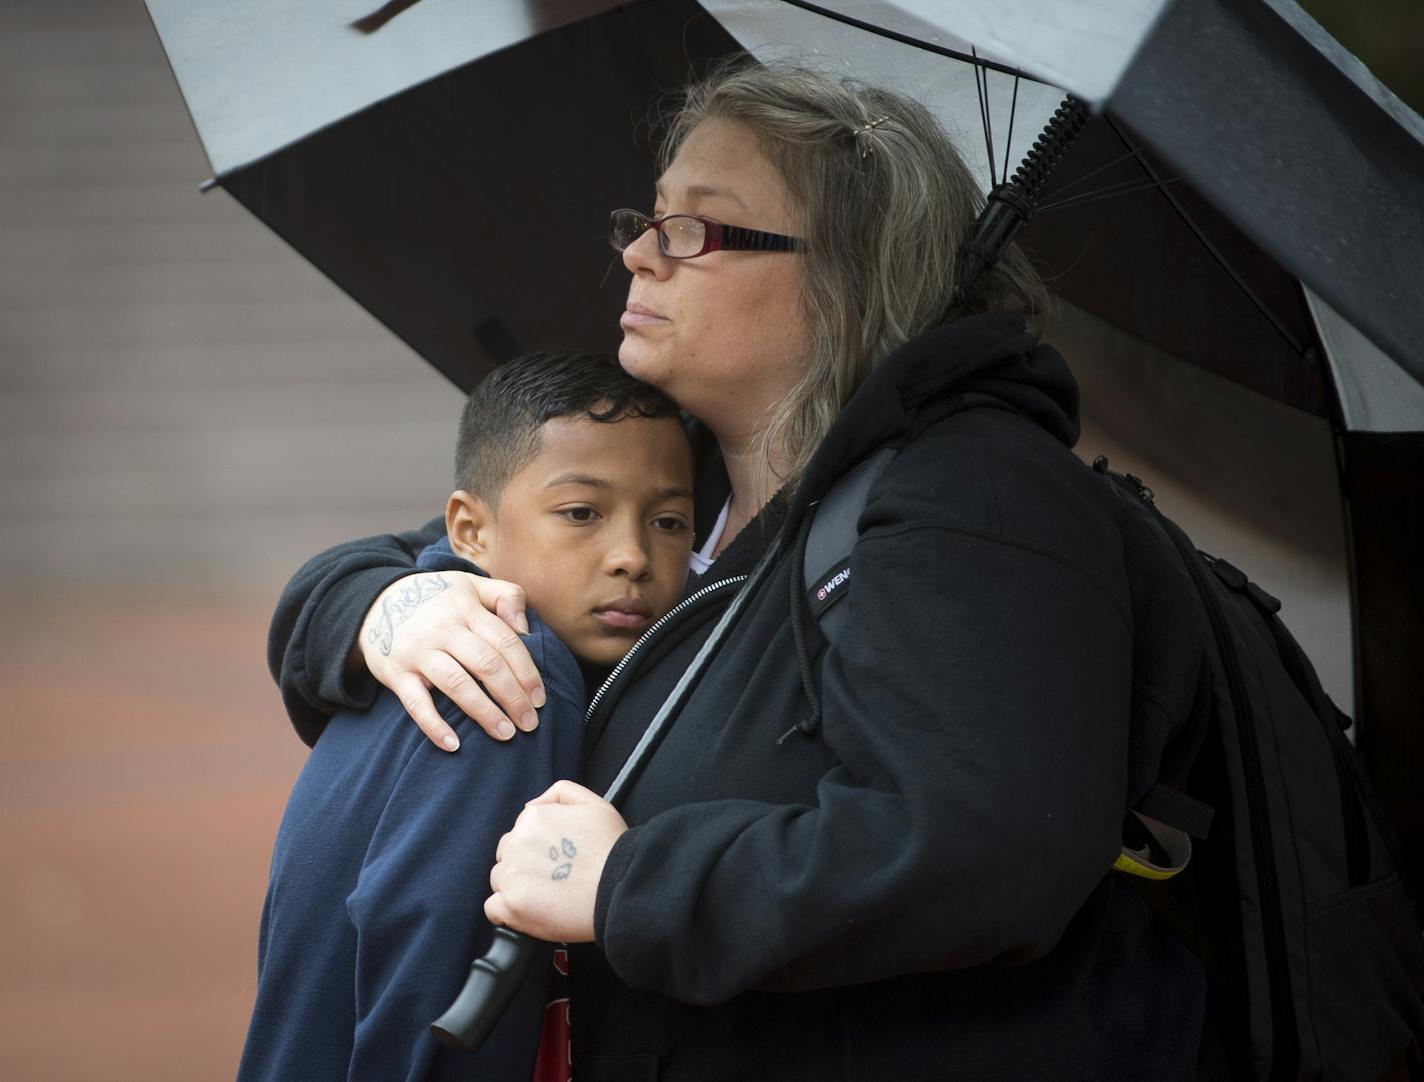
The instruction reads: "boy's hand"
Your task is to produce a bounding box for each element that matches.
[485,781,628,942]
[360,571,546,750]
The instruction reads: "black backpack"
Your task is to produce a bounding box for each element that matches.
[799,446,1424,1080]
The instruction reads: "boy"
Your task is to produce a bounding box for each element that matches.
[238,352,695,1081]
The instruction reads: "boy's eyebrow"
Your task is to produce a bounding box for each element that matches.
[545,472,693,500]
[546,473,613,491]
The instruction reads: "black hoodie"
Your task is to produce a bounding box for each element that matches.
[269,315,1226,1079]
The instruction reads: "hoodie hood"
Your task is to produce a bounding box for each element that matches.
[788,313,1080,529]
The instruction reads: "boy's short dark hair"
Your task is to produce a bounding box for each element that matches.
[455,351,684,505]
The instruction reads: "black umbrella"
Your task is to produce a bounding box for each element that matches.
[143,0,1424,879]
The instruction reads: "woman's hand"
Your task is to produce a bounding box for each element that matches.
[360,571,546,750]
[486,781,629,943]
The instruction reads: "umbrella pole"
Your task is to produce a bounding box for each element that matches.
[950,96,1088,313]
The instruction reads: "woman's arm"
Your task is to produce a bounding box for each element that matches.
[593,521,1139,1002]
[269,518,545,749]
[487,527,1138,992]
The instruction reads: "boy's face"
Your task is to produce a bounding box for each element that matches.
[447,412,695,667]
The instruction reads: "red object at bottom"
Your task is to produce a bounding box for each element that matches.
[530,948,572,1082]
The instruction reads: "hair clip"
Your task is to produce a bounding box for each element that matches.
[852,114,892,159]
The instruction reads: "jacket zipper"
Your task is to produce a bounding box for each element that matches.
[584,574,748,725]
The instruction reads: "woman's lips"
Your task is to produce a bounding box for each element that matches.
[620,302,668,330]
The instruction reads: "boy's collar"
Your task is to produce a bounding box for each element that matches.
[416,536,486,576]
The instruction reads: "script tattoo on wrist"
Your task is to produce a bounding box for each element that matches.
[366,573,450,656]
[550,837,577,881]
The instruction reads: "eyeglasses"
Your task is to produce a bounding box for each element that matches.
[609,208,804,259]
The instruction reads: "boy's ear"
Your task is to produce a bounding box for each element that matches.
[445,490,496,564]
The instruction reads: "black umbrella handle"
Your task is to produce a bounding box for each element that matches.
[429,926,544,1051]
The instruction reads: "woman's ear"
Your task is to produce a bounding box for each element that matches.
[445,490,495,564]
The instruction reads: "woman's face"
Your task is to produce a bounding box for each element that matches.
[618,119,812,444]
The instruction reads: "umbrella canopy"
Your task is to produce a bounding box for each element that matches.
[145,0,735,389]
[888,0,1424,386]
[144,0,1424,880]
[145,0,1424,407]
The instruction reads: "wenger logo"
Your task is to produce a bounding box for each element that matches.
[816,568,851,602]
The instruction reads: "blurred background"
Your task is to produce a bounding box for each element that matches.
[1,1,1419,1077]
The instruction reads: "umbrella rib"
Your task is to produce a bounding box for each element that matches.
[1039,145,1156,201]
[1003,75,1020,185]
[1102,114,1308,356]
[774,0,1054,85]
[972,47,997,187]
[1037,175,1183,212]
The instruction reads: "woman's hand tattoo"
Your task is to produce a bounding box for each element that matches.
[550,837,577,881]
[366,573,449,656]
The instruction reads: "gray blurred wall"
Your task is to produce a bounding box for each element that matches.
[1,9,467,1074]
[1,0,462,602]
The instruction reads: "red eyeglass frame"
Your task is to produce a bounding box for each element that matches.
[610,208,804,259]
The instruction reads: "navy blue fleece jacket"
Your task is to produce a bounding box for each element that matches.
[239,540,584,1082]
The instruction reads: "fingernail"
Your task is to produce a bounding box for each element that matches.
[518,710,539,732]
[442,732,460,752]
[515,613,530,635]
[497,719,516,740]
[532,686,546,708]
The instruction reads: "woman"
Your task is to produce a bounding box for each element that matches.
[271,61,1225,1078]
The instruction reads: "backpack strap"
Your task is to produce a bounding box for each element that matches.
[1137,782,1215,841]
[801,446,1212,885]
[1114,810,1196,880]
[1121,877,1220,974]
[801,392,998,624]
[1115,784,1214,885]
[802,447,898,640]
[1209,555,1380,888]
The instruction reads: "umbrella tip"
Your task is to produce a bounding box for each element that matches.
[199,177,218,194]
[350,0,423,34]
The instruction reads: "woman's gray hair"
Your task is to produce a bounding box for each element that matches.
[659,58,1049,491]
